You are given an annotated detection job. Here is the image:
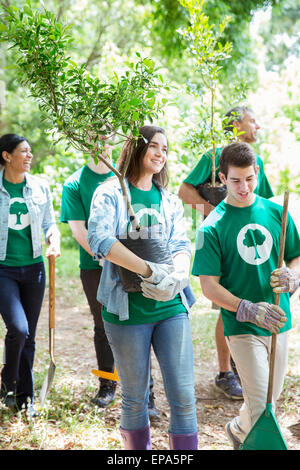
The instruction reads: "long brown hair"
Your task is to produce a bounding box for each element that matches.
[118,125,169,188]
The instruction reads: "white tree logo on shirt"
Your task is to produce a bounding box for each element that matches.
[8,197,30,230]
[237,223,273,265]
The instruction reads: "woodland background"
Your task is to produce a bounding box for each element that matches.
[0,0,299,451]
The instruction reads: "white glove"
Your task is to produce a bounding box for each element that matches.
[270,267,299,294]
[236,299,287,334]
[139,261,174,285]
[141,269,189,302]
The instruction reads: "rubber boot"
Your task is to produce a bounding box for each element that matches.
[120,424,152,450]
[169,431,198,450]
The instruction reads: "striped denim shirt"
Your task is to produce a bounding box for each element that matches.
[0,168,58,260]
[88,177,192,321]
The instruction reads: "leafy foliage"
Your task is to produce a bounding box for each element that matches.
[259,0,300,71]
[0,3,164,150]
[0,1,167,226]
[141,0,287,84]
[178,0,242,186]
[0,0,299,201]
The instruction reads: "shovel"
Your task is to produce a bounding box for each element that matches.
[40,255,56,406]
[240,190,289,450]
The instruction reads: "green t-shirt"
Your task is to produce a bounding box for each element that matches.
[102,182,187,325]
[192,196,300,336]
[1,178,43,267]
[60,165,114,270]
[184,147,274,199]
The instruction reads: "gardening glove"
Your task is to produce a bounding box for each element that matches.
[270,267,300,294]
[139,261,174,285]
[236,299,287,334]
[141,268,189,302]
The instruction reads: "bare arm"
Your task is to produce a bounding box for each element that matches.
[68,220,94,257]
[105,240,151,277]
[199,275,241,312]
[287,256,300,277]
[178,182,214,216]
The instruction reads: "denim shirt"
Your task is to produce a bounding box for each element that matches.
[88,177,192,321]
[0,168,58,260]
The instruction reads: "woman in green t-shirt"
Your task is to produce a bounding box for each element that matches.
[0,134,60,417]
[88,125,197,450]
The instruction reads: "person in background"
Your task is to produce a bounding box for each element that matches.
[60,138,117,409]
[0,133,60,417]
[179,106,274,401]
[192,142,300,449]
[88,125,198,450]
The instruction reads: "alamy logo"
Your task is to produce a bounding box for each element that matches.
[237,223,273,265]
[127,206,165,233]
[8,197,30,230]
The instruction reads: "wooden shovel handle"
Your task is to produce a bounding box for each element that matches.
[267,191,289,403]
[48,255,55,329]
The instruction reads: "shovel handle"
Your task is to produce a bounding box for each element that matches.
[267,191,289,403]
[49,255,55,329]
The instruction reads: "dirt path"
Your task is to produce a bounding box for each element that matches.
[36,280,300,450]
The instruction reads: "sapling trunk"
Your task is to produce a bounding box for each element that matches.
[210,88,216,188]
[93,139,140,232]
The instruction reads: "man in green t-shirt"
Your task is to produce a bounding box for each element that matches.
[192,142,300,449]
[179,106,274,401]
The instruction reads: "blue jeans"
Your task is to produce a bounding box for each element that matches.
[104,313,197,434]
[0,263,45,405]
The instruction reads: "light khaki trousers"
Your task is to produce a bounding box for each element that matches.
[226,332,288,443]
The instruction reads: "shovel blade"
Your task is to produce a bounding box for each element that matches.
[40,361,56,406]
[240,404,288,450]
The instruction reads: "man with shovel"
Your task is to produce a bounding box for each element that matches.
[192,142,300,449]
[179,106,274,401]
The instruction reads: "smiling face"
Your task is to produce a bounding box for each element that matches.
[141,132,168,177]
[4,140,33,174]
[219,164,259,207]
[234,110,260,144]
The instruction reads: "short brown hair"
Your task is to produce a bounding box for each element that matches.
[219,142,256,177]
[118,125,169,188]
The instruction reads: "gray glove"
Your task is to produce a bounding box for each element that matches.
[139,261,174,285]
[270,267,299,294]
[141,269,189,302]
[236,299,287,334]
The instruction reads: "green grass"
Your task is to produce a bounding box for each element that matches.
[191,309,218,360]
